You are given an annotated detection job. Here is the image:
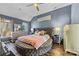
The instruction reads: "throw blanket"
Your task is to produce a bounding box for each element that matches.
[17,35,49,49]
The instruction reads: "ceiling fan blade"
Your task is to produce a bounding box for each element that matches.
[26,3,44,7]
[36,6,39,11]
[26,4,33,7]
[39,3,44,4]
[26,3,44,11]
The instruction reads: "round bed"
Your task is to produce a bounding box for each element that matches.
[15,38,52,56]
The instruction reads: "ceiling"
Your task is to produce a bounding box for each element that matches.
[0,3,71,21]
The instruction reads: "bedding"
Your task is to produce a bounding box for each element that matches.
[15,37,52,56]
[17,35,49,49]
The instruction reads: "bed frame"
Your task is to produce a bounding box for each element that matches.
[34,27,54,37]
[15,27,54,56]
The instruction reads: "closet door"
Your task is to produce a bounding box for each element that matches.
[68,25,75,52]
[70,25,79,53]
[64,24,79,54]
[64,25,73,51]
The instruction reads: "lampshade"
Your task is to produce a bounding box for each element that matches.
[31,28,34,32]
[54,27,61,33]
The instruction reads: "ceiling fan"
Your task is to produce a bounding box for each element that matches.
[26,3,43,11]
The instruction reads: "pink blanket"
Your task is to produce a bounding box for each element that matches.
[18,35,48,49]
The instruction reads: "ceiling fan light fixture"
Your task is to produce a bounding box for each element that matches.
[33,3,38,7]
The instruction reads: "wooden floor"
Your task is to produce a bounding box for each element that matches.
[48,44,76,56]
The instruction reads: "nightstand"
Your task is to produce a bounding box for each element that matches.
[53,35,61,45]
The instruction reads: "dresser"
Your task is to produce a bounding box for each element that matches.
[64,24,79,55]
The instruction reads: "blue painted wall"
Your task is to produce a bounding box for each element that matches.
[32,20,51,28]
[31,5,71,28]
[71,4,79,24]
[51,6,71,27]
[31,5,71,40]
[51,5,71,38]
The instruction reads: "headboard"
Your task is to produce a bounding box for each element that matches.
[34,27,53,37]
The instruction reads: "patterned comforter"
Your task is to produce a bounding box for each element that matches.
[17,35,49,49]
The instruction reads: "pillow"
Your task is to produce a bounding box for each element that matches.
[17,35,48,49]
[44,34,50,39]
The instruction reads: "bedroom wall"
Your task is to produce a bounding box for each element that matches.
[51,5,71,39]
[71,4,79,24]
[31,5,71,40]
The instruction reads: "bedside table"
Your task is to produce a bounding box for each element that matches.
[53,35,61,45]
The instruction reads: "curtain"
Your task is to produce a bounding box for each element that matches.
[0,17,12,36]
